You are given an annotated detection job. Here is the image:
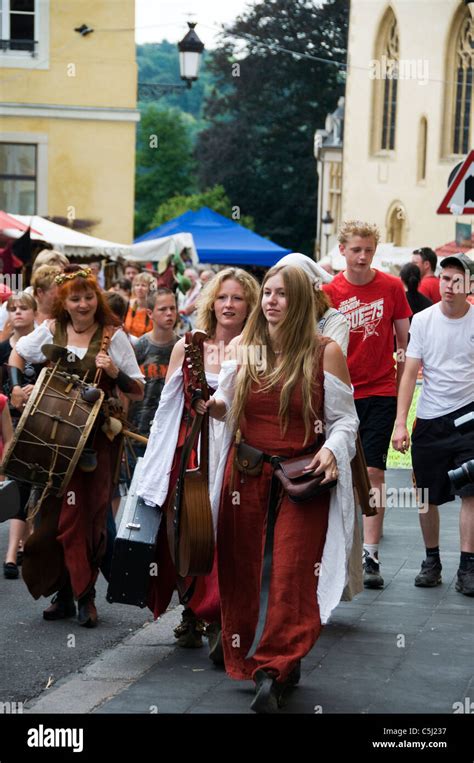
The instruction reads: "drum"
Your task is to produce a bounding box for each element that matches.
[2,366,104,496]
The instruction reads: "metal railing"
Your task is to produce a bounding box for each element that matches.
[0,39,38,55]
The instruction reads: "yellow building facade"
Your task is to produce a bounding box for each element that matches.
[0,0,139,243]
[340,0,473,249]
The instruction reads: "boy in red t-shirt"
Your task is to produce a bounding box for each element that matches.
[323,221,411,588]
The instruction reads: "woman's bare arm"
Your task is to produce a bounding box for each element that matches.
[165,338,185,383]
[322,340,351,387]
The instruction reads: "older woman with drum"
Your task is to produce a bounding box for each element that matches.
[8,266,144,627]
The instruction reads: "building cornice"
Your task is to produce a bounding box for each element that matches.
[0,103,140,122]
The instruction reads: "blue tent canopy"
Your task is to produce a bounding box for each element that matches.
[135,207,291,267]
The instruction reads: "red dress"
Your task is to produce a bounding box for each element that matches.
[147,336,220,622]
[217,347,330,683]
[22,326,121,600]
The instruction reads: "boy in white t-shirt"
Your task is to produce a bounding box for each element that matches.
[393,253,474,596]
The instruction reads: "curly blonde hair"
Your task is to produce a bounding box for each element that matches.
[195,268,259,337]
[338,220,380,246]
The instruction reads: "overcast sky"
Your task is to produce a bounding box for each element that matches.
[135,0,256,48]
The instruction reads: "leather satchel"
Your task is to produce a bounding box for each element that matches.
[275,454,337,503]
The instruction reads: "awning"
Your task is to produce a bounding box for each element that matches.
[5,214,198,265]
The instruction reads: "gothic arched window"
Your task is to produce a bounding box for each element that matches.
[443,8,473,157]
[372,9,399,153]
[453,14,473,155]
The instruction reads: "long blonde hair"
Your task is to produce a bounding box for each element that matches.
[195,268,260,337]
[230,265,321,444]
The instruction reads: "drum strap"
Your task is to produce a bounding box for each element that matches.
[27,446,60,522]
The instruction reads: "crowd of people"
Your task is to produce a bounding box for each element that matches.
[0,224,473,713]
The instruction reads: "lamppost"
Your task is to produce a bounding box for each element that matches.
[138,22,205,100]
[321,210,334,258]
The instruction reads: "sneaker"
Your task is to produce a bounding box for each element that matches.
[455,563,474,597]
[173,608,205,648]
[363,550,384,589]
[414,557,442,587]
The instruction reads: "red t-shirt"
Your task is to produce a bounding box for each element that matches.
[418,275,441,303]
[323,270,412,399]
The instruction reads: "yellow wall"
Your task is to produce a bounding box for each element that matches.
[342,0,470,248]
[0,1,138,242]
[1,0,137,107]
[1,116,135,242]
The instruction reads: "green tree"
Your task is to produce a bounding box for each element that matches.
[151,184,254,230]
[134,105,196,236]
[197,0,349,255]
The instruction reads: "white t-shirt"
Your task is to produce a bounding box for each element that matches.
[15,323,144,381]
[406,302,474,418]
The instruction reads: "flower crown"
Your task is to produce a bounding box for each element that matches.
[55,268,92,285]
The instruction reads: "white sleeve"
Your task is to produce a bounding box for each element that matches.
[137,367,184,507]
[213,359,238,412]
[109,329,145,381]
[406,313,423,359]
[15,323,54,364]
[321,310,350,357]
[318,370,359,624]
[323,371,359,463]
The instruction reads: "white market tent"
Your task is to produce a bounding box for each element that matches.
[327,242,415,273]
[5,214,198,265]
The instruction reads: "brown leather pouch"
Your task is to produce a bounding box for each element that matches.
[275,454,337,503]
[234,441,265,476]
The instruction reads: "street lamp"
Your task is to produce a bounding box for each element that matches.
[138,23,205,100]
[321,210,334,257]
[178,22,205,88]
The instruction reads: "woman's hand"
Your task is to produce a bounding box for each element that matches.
[11,386,26,410]
[95,351,119,379]
[193,396,216,416]
[303,446,338,485]
[22,384,34,401]
[192,396,228,420]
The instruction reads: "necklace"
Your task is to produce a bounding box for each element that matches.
[71,321,96,334]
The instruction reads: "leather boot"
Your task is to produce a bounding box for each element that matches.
[77,588,98,628]
[43,581,76,621]
[250,670,284,714]
[206,622,224,666]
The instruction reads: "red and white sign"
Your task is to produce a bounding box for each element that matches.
[437,150,474,215]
